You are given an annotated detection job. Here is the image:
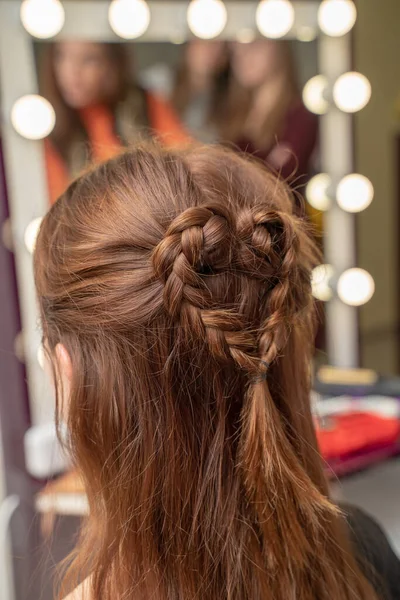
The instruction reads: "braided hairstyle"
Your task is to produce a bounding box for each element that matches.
[34,144,378,600]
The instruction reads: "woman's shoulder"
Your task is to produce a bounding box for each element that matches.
[342,503,400,600]
[63,577,91,600]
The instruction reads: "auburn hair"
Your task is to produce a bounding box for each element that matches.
[34,144,377,600]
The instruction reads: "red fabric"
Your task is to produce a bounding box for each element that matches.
[316,412,400,460]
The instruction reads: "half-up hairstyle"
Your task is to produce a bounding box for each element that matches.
[34,144,378,600]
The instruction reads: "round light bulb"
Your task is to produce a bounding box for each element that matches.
[306,173,332,211]
[296,25,317,42]
[236,28,256,44]
[333,72,371,113]
[20,0,65,39]
[187,0,227,40]
[318,0,356,37]
[337,268,375,306]
[311,264,334,302]
[337,174,374,213]
[11,95,56,140]
[24,217,43,254]
[302,75,329,115]
[109,0,150,39]
[256,0,295,39]
[170,35,186,45]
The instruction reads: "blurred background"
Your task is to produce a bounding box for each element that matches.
[0,1,400,599]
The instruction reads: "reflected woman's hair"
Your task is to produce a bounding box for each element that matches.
[171,40,298,149]
[222,39,299,149]
[34,144,377,600]
[171,40,230,139]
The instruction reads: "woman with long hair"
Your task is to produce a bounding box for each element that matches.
[224,39,318,184]
[172,39,317,185]
[40,41,187,202]
[34,144,397,599]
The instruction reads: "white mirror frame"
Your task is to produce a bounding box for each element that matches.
[0,1,356,427]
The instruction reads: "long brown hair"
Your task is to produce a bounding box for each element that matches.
[34,144,377,600]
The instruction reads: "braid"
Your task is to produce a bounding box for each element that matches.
[237,206,312,366]
[152,203,260,374]
[234,205,334,573]
[152,201,313,377]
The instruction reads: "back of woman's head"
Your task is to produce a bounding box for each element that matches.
[34,145,377,600]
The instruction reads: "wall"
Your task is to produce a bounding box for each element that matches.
[355,0,400,374]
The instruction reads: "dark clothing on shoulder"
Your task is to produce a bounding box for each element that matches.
[342,504,400,599]
[236,101,318,184]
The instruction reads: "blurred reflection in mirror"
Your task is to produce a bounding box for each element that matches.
[172,39,318,189]
[38,41,188,202]
[226,39,318,185]
[171,40,229,143]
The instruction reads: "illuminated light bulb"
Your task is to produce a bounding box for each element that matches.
[296,25,317,42]
[333,72,371,113]
[311,264,334,302]
[302,75,329,115]
[306,173,332,211]
[170,35,186,45]
[337,268,375,306]
[11,95,55,140]
[187,0,227,40]
[24,217,43,254]
[108,0,150,39]
[318,0,357,37]
[20,0,65,38]
[256,0,294,39]
[236,28,256,44]
[337,174,374,213]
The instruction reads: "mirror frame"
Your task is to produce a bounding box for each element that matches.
[0,0,356,426]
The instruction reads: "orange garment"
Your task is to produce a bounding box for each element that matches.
[45,104,122,202]
[147,94,189,148]
[45,94,189,204]
[45,139,70,204]
[81,104,122,162]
